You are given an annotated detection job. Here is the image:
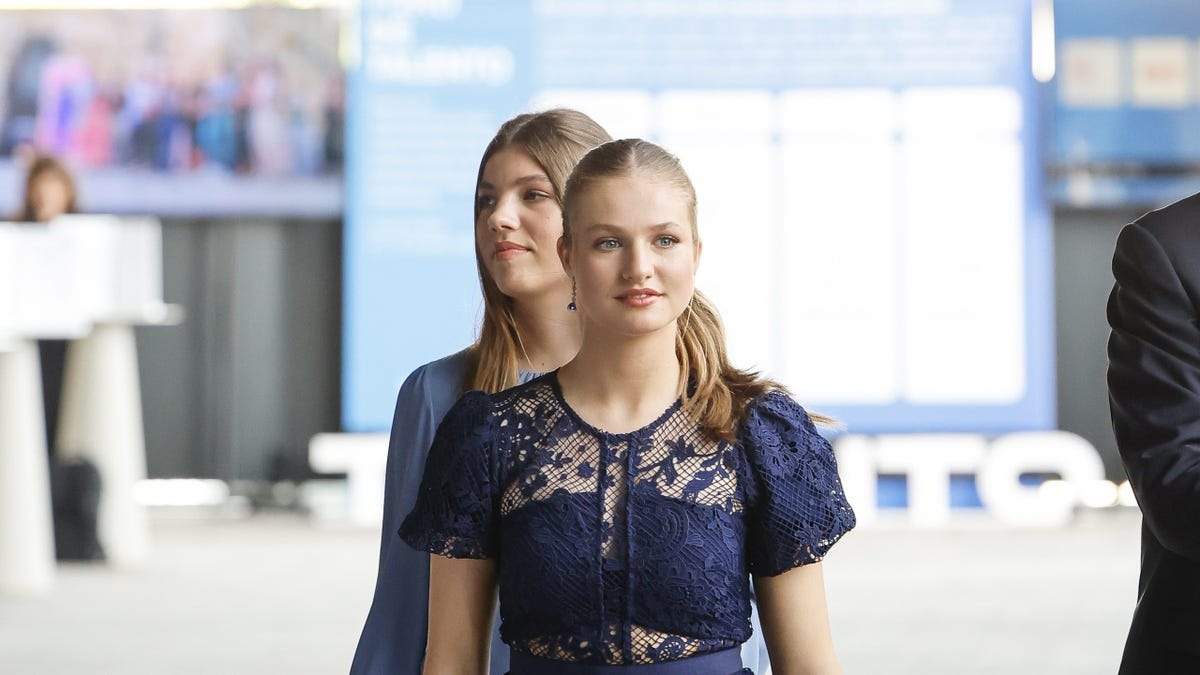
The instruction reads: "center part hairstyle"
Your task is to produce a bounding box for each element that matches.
[562,138,831,441]
[466,108,612,393]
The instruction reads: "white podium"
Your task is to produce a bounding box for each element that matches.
[0,339,56,595]
[0,221,88,595]
[58,305,182,569]
[0,216,178,592]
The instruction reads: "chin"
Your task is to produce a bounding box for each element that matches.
[493,270,559,300]
[598,312,676,338]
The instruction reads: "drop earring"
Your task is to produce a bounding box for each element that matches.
[568,278,577,311]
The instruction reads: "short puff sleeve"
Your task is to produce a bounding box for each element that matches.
[741,390,855,576]
[399,389,499,559]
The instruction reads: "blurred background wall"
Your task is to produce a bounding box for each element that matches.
[0,0,1183,486]
[5,2,1198,673]
[136,216,341,482]
[124,206,1134,481]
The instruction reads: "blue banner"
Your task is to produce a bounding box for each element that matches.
[344,0,1052,437]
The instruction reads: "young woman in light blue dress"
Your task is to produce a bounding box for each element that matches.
[349,109,610,674]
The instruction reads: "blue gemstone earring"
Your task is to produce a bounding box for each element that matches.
[568,279,577,311]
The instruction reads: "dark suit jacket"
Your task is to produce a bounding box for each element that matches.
[1108,193,1200,674]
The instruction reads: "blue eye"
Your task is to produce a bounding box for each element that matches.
[655,235,679,247]
[595,238,620,251]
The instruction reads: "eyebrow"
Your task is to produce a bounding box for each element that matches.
[585,221,682,233]
[478,174,552,190]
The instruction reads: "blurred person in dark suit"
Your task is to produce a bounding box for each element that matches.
[1108,193,1200,674]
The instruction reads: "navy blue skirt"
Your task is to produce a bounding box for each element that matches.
[507,647,749,675]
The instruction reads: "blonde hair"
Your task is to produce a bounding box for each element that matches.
[562,139,831,441]
[465,109,612,393]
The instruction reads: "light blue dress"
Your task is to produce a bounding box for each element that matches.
[349,349,766,674]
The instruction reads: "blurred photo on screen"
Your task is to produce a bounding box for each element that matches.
[0,6,344,217]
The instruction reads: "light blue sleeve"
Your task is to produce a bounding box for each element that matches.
[741,605,764,673]
[349,352,510,675]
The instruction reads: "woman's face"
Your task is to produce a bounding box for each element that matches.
[475,146,569,301]
[30,173,70,222]
[560,174,700,338]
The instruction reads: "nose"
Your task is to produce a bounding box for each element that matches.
[621,240,653,282]
[487,194,519,232]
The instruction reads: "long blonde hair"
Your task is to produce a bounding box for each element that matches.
[465,109,611,393]
[562,139,831,441]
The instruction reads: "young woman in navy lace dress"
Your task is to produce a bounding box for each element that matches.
[401,139,855,674]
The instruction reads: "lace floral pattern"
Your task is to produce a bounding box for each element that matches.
[399,374,855,665]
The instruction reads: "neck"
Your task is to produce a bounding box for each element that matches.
[559,320,681,411]
[511,288,582,374]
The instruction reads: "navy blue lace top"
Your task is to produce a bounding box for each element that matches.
[399,372,855,665]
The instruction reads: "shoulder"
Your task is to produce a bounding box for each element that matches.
[402,348,472,395]
[395,348,474,417]
[1125,194,1200,266]
[737,388,828,466]
[1112,204,1200,309]
[740,388,818,435]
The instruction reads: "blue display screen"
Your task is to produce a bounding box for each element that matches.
[343,0,1052,437]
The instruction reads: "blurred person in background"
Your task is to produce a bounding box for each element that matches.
[349,109,611,675]
[20,152,76,223]
[17,154,104,562]
[401,139,854,674]
[21,153,76,455]
[1108,193,1200,674]
[321,75,344,173]
[194,66,240,172]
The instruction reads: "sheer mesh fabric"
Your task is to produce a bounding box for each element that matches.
[399,372,855,666]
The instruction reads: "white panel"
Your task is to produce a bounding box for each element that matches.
[781,88,899,404]
[780,88,898,139]
[1130,37,1191,108]
[658,90,773,138]
[901,87,1022,137]
[782,154,899,400]
[662,137,774,374]
[529,89,655,140]
[901,137,1025,403]
[658,90,774,374]
[1058,38,1123,108]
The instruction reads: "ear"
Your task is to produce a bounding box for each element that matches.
[557,234,572,276]
[694,238,703,268]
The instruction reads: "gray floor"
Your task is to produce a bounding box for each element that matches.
[0,510,1141,674]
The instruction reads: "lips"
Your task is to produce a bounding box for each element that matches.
[617,288,662,300]
[616,288,663,308]
[494,241,530,260]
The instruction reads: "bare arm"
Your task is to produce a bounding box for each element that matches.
[753,562,842,675]
[423,555,497,675]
